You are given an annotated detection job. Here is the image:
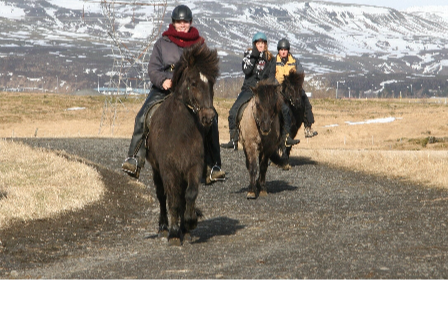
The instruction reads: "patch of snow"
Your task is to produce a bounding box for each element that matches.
[66,107,86,111]
[345,117,397,125]
[0,2,25,20]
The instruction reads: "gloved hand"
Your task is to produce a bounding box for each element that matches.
[251,46,260,59]
[259,51,267,61]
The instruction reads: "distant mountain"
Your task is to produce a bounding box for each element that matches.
[1,0,447,96]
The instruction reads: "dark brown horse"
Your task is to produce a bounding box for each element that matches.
[239,79,287,199]
[145,43,219,245]
[280,70,305,161]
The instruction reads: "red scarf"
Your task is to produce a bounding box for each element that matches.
[162,24,204,48]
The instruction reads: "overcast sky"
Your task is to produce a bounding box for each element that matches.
[318,0,447,10]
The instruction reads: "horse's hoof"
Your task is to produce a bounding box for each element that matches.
[259,190,268,197]
[158,229,169,238]
[282,164,291,171]
[183,233,192,243]
[246,191,257,199]
[168,237,182,246]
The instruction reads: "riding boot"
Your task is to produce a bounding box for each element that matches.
[122,88,168,178]
[221,90,253,150]
[220,128,239,150]
[302,91,318,138]
[204,110,226,185]
[281,102,300,147]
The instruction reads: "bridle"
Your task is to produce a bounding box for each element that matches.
[184,85,202,114]
[185,101,201,114]
[252,102,275,132]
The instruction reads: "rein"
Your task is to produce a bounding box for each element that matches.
[280,90,296,107]
[185,102,201,114]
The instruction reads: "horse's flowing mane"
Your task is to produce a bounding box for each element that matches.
[172,43,220,89]
[252,78,279,98]
[282,70,305,90]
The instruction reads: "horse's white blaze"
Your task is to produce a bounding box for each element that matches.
[199,72,208,83]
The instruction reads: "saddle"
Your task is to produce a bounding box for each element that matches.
[236,99,251,124]
[144,94,170,131]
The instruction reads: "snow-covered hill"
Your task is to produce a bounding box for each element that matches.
[1,0,447,94]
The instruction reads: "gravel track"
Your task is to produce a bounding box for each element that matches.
[1,137,447,279]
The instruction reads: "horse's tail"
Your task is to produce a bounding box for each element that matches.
[270,150,288,167]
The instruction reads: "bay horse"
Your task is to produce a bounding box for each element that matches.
[279,70,305,162]
[145,43,219,246]
[239,79,287,199]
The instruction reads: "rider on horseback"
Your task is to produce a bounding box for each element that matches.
[276,38,318,139]
[221,33,300,150]
[122,5,225,184]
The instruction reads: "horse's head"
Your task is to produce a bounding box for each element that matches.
[281,69,305,109]
[172,43,219,128]
[250,80,283,136]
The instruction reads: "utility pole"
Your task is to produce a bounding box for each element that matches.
[336,80,345,99]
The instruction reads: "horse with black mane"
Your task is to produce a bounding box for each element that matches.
[279,70,306,163]
[145,43,219,245]
[239,79,288,199]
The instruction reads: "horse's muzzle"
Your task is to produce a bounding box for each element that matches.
[200,108,215,127]
[259,122,271,136]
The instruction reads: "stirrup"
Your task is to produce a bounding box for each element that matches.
[122,157,139,174]
[210,165,226,182]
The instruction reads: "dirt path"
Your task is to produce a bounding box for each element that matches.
[1,138,447,279]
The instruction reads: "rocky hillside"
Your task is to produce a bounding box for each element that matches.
[1,0,447,97]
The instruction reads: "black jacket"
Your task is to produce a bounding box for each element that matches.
[240,48,276,92]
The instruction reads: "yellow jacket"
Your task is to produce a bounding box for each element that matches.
[275,53,297,84]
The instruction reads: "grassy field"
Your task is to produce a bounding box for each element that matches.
[2,93,447,149]
[0,140,105,227]
[1,92,448,226]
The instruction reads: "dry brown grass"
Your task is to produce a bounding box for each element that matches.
[1,93,447,225]
[300,149,448,189]
[0,93,140,138]
[0,139,105,228]
[216,97,448,150]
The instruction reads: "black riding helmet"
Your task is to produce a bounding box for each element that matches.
[277,38,290,51]
[171,5,193,22]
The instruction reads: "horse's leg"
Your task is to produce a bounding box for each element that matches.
[245,148,258,199]
[257,152,269,197]
[183,166,201,241]
[152,169,169,238]
[179,187,188,239]
[167,191,183,246]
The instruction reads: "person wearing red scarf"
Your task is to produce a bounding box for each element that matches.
[162,23,204,49]
[122,5,225,184]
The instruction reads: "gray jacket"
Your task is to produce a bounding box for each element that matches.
[148,36,184,89]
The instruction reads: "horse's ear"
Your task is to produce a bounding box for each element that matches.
[299,72,305,87]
